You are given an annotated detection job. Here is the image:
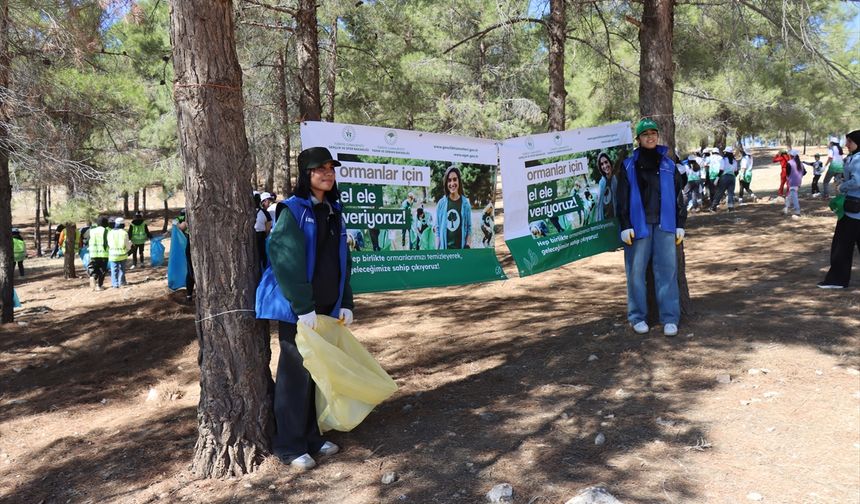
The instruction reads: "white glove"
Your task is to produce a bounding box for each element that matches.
[620,228,635,246]
[675,228,685,245]
[297,312,317,330]
[339,308,354,326]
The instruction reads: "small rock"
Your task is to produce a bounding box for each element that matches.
[243,483,252,489]
[846,368,860,376]
[268,485,276,490]
[603,414,614,419]
[716,374,732,384]
[747,492,763,501]
[486,483,513,503]
[655,417,676,427]
[12,367,22,373]
[565,486,623,504]
[748,368,761,375]
[100,398,108,405]
[381,472,397,485]
[588,354,599,362]
[561,412,569,420]
[614,388,631,398]
[815,370,823,376]
[17,321,28,327]
[685,333,694,338]
[401,404,413,412]
[146,388,158,402]
[763,391,780,399]
[479,412,497,422]
[766,427,776,433]
[594,433,606,445]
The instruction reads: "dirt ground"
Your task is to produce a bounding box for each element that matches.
[1,146,858,504]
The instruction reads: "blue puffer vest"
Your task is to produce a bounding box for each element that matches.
[255,195,348,323]
[622,145,677,239]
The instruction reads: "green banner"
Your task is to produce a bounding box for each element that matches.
[350,249,507,293]
[505,220,621,277]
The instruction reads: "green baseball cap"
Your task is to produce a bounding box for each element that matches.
[635,118,659,137]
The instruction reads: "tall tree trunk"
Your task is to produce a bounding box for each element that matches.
[265,157,275,194]
[638,0,690,317]
[122,191,130,217]
[324,17,337,122]
[35,187,42,257]
[170,0,272,478]
[133,190,140,214]
[277,47,292,195]
[143,186,147,216]
[162,197,169,233]
[0,0,13,323]
[548,0,566,131]
[63,223,77,279]
[45,186,50,217]
[638,0,676,157]
[296,0,321,121]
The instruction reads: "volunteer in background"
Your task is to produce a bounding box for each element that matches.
[615,118,687,337]
[128,212,152,269]
[266,146,354,470]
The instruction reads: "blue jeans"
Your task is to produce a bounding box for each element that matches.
[624,224,680,325]
[109,260,127,288]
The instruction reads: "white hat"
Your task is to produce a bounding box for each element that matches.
[259,192,273,201]
[115,217,125,226]
[829,137,839,144]
[788,149,800,156]
[723,146,734,153]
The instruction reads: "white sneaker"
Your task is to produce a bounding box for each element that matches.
[632,321,649,334]
[289,453,316,470]
[315,441,340,457]
[663,323,678,337]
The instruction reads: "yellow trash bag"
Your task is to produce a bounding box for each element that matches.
[296,315,398,433]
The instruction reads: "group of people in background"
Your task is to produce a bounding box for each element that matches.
[678,145,756,214]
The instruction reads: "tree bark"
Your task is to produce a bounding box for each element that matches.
[63,223,77,279]
[296,0,321,121]
[0,0,13,323]
[122,191,130,217]
[44,186,50,218]
[35,187,42,256]
[638,0,690,317]
[548,0,566,131]
[638,0,676,156]
[162,197,169,233]
[133,190,140,214]
[169,0,272,478]
[143,186,147,216]
[324,16,337,123]
[277,47,293,195]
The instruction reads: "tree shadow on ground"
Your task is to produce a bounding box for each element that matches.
[0,293,196,423]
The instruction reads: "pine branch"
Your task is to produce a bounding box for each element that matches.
[443,17,547,54]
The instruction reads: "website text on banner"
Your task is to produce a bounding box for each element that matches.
[500,123,634,276]
[300,121,507,293]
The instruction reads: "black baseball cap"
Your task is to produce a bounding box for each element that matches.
[298,147,341,172]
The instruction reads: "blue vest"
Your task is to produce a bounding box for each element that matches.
[255,195,348,323]
[622,146,677,239]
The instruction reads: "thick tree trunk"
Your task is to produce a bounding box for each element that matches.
[638,0,689,317]
[324,17,337,123]
[169,0,272,478]
[63,222,77,279]
[44,186,50,218]
[133,190,140,214]
[35,187,42,256]
[0,0,13,323]
[296,0,321,122]
[548,0,566,131]
[638,0,676,156]
[277,48,292,195]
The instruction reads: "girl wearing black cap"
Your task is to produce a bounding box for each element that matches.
[263,146,354,470]
[819,130,860,288]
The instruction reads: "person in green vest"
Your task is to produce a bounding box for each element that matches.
[128,212,152,270]
[107,217,131,288]
[12,228,26,277]
[87,217,110,291]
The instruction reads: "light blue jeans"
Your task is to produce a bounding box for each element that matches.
[109,260,127,288]
[623,224,680,325]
